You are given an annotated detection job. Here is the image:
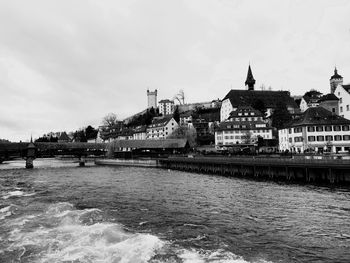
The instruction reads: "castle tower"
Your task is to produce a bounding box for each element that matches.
[147,89,157,109]
[330,67,343,94]
[245,65,256,91]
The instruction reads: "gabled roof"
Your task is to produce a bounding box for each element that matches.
[58,132,70,141]
[284,107,350,128]
[111,139,188,149]
[223,90,298,109]
[158,99,174,103]
[148,116,174,128]
[318,93,339,102]
[342,84,350,92]
[229,106,263,118]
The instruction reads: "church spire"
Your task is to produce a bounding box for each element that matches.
[245,64,256,91]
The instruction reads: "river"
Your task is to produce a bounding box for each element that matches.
[0,159,349,262]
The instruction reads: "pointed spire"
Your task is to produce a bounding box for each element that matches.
[245,64,256,90]
[330,66,342,80]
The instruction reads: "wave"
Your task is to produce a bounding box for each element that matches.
[2,202,273,263]
[0,205,17,220]
[2,190,36,199]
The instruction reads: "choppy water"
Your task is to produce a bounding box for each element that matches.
[0,159,349,263]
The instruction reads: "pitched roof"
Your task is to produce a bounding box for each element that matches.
[111,139,188,149]
[58,132,70,141]
[284,107,350,128]
[148,116,174,128]
[223,90,298,109]
[342,84,350,92]
[229,106,263,118]
[158,99,174,103]
[318,93,339,102]
[245,65,256,88]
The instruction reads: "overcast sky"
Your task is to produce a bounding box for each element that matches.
[1,0,350,141]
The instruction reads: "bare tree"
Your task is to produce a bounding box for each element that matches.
[173,90,185,105]
[102,113,118,127]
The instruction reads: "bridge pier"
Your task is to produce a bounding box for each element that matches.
[79,156,86,167]
[25,139,36,169]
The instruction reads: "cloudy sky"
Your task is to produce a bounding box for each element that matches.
[1,0,350,141]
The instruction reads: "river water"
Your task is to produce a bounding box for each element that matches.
[0,159,349,263]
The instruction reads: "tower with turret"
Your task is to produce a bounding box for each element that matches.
[245,65,256,91]
[330,67,343,94]
[147,89,157,109]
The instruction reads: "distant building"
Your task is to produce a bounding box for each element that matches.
[220,66,298,121]
[146,116,179,139]
[179,111,193,126]
[147,89,157,109]
[278,107,350,153]
[299,90,322,112]
[158,99,174,116]
[132,125,147,140]
[330,67,343,94]
[215,106,273,148]
[57,132,70,143]
[318,93,339,115]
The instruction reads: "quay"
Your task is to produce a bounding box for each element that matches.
[158,156,350,185]
[95,158,158,168]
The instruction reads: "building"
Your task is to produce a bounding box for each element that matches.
[220,66,298,121]
[146,116,179,139]
[132,125,147,140]
[179,111,193,126]
[158,99,175,116]
[318,93,339,115]
[57,132,70,143]
[299,90,322,112]
[330,67,343,94]
[147,89,157,109]
[215,106,273,148]
[278,107,350,153]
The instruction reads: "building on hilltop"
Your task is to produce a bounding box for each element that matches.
[215,106,273,149]
[220,66,298,121]
[278,107,350,153]
[332,68,350,120]
[146,116,179,140]
[318,93,339,115]
[158,99,175,116]
[147,89,157,109]
[330,67,343,94]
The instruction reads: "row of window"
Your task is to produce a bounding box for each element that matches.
[340,105,350,112]
[223,129,270,134]
[231,117,263,121]
[290,125,350,133]
[289,135,350,143]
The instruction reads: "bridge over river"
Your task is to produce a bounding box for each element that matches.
[0,142,108,164]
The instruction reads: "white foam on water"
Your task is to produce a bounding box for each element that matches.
[3,202,274,263]
[2,190,36,199]
[0,205,17,220]
[6,202,164,263]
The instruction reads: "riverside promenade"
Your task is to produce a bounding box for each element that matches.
[158,156,350,185]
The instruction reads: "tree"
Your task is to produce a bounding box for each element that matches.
[173,105,180,123]
[271,102,292,130]
[168,126,197,147]
[73,129,87,142]
[102,113,118,127]
[173,90,185,105]
[85,125,98,140]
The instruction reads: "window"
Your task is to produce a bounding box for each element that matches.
[334,126,341,131]
[338,92,340,96]
[295,137,303,142]
[325,135,333,141]
[308,136,315,142]
[307,126,315,132]
[316,126,324,132]
[343,135,350,141]
[347,105,350,111]
[340,98,343,103]
[332,108,336,113]
[325,126,332,131]
[289,138,292,143]
[316,136,324,141]
[294,127,302,133]
[334,135,342,141]
[342,125,349,131]
[340,106,343,113]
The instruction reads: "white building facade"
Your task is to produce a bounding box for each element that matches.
[279,107,350,153]
[146,117,179,139]
[158,99,175,116]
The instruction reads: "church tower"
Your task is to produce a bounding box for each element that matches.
[245,65,256,91]
[330,67,343,94]
[147,89,157,109]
